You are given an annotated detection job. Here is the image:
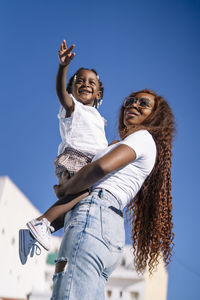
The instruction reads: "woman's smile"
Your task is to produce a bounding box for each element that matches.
[125,109,140,118]
[123,92,155,127]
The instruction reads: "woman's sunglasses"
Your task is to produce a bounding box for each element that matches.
[123,96,153,110]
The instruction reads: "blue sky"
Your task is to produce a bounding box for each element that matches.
[1,0,200,299]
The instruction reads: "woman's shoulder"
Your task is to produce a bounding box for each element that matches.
[125,129,153,141]
[122,129,156,158]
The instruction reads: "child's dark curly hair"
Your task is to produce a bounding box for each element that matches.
[66,68,104,108]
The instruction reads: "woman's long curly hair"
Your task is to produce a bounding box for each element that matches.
[119,89,175,274]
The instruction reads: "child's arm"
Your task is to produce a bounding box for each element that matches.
[56,40,75,117]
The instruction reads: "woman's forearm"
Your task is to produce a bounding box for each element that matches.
[55,144,136,199]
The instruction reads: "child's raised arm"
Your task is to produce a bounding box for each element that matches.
[56,40,75,116]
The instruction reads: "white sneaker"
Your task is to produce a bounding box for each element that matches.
[26,218,54,251]
[19,229,41,265]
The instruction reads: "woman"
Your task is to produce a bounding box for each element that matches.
[51,89,175,300]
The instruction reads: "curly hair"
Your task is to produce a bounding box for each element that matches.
[119,89,175,274]
[66,68,104,108]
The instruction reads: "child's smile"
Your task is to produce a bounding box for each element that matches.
[72,70,101,106]
[79,88,92,95]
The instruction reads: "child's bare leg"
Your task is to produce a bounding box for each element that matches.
[51,215,65,232]
[37,191,89,224]
[23,180,89,254]
[46,170,72,231]
[40,169,83,231]
[25,171,89,251]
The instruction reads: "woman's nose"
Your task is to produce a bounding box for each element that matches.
[130,101,139,109]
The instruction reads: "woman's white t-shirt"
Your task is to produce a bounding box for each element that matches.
[92,130,157,209]
[57,94,108,156]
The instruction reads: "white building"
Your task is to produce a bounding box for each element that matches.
[0,176,168,300]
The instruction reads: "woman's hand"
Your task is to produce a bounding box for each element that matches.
[58,40,75,66]
[54,170,71,198]
[58,170,71,185]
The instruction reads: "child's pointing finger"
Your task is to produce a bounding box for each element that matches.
[67,44,75,54]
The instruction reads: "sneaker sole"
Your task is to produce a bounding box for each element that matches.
[19,230,27,265]
[26,222,49,251]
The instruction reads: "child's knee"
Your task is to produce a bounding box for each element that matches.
[55,259,68,274]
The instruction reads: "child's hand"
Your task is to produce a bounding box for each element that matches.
[58,40,75,66]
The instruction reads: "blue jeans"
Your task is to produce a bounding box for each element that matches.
[51,189,125,300]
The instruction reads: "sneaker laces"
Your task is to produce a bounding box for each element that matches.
[30,243,41,257]
[42,218,55,234]
[49,225,55,233]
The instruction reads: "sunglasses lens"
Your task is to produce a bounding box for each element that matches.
[124,97,135,107]
[139,98,151,108]
[123,96,152,109]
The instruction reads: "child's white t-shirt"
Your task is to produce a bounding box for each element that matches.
[92,130,157,209]
[57,94,108,156]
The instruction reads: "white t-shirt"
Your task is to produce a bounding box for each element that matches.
[92,130,157,209]
[57,94,108,156]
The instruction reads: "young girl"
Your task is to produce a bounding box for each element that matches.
[19,40,108,264]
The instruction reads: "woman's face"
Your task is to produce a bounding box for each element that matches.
[123,92,155,128]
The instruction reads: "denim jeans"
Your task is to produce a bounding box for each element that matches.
[51,188,125,300]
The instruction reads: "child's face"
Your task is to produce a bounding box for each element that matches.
[72,70,101,106]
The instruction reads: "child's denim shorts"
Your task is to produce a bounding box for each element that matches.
[51,188,125,300]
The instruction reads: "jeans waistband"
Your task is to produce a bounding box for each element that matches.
[91,188,123,218]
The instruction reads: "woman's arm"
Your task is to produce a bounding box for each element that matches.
[56,40,75,116]
[54,144,136,198]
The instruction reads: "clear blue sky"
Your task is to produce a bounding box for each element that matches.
[1,0,200,299]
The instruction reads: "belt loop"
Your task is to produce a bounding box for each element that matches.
[98,188,103,198]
